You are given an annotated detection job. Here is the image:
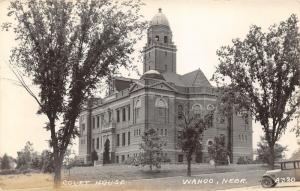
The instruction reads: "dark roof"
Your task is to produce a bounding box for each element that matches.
[114,77,136,92]
[163,72,185,86]
[162,69,211,87]
[181,69,211,87]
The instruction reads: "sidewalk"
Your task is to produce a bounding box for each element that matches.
[219,181,300,191]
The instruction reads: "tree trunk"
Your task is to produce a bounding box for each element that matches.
[187,154,191,177]
[53,157,62,188]
[268,144,275,170]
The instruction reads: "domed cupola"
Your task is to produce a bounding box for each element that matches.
[150,8,170,27]
[141,70,165,80]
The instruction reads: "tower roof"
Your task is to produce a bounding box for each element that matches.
[150,8,170,27]
[141,70,165,80]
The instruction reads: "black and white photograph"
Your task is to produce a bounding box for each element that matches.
[0,0,299,190]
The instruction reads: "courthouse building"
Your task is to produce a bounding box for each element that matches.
[78,9,253,164]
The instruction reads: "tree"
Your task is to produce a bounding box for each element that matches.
[207,135,229,165]
[103,139,110,164]
[213,14,300,169]
[256,137,288,163]
[139,128,164,171]
[177,108,214,176]
[290,140,300,160]
[1,154,11,170]
[16,141,34,169]
[3,0,145,187]
[41,150,54,173]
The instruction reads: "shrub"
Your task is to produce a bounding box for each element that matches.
[237,156,252,164]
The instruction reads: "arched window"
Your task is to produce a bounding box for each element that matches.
[207,104,215,111]
[155,35,159,41]
[155,98,168,123]
[206,139,214,151]
[192,104,202,118]
[135,99,141,123]
[177,105,183,119]
[155,98,168,108]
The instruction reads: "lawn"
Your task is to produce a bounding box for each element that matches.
[64,163,269,182]
[0,164,269,190]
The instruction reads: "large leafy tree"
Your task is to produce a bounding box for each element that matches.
[177,106,213,176]
[256,137,288,163]
[139,128,164,171]
[213,14,300,169]
[3,0,145,187]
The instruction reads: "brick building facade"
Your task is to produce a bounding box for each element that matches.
[78,9,253,164]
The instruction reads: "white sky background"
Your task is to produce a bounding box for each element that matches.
[0,0,300,158]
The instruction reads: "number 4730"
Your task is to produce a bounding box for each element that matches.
[275,177,296,183]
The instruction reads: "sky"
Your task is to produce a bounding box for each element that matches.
[0,0,300,158]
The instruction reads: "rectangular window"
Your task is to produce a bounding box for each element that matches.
[96,138,99,149]
[128,131,130,145]
[108,111,112,123]
[92,138,95,150]
[101,114,104,126]
[97,116,100,128]
[122,133,125,146]
[81,124,85,132]
[122,155,125,162]
[165,129,167,136]
[92,117,95,129]
[164,36,168,43]
[178,154,183,162]
[116,156,119,163]
[122,107,126,121]
[116,134,120,146]
[128,106,130,120]
[161,129,163,136]
[117,110,120,122]
[135,108,140,119]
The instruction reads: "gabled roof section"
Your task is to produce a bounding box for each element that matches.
[149,81,177,92]
[181,69,212,87]
[113,77,136,92]
[162,72,186,86]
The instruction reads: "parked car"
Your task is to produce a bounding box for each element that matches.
[261,160,300,188]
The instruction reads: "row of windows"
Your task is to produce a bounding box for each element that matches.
[148,35,169,44]
[134,129,141,136]
[156,128,168,136]
[116,153,169,163]
[177,104,215,119]
[92,137,101,150]
[116,105,130,123]
[92,114,105,129]
[239,134,248,142]
[116,132,131,147]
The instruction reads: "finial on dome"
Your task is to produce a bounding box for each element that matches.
[158,8,162,13]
